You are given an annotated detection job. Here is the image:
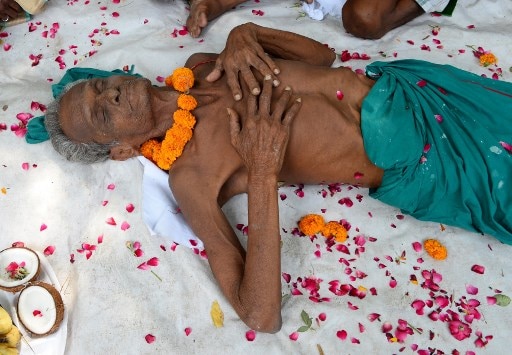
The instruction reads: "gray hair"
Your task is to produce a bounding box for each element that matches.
[44,80,116,164]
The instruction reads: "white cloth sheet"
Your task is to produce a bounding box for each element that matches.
[1,1,511,354]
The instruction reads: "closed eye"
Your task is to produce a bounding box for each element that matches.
[103,109,109,123]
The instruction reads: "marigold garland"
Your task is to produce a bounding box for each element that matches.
[423,238,448,260]
[140,67,196,171]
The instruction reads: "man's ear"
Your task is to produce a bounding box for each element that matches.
[109,143,139,161]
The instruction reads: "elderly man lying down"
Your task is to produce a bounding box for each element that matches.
[42,23,512,333]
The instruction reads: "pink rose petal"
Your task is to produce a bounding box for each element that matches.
[106,217,117,226]
[246,330,256,341]
[336,330,347,340]
[466,284,479,295]
[184,327,192,336]
[147,257,159,266]
[40,223,47,231]
[289,331,299,341]
[471,264,485,274]
[121,221,130,231]
[500,141,512,154]
[412,241,422,252]
[43,245,55,256]
[145,334,155,344]
[126,203,135,213]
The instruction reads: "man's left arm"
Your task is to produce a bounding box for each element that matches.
[207,22,336,101]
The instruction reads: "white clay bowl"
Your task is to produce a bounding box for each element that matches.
[17,281,64,337]
[0,247,41,293]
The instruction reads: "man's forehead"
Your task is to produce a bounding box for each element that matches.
[59,80,93,141]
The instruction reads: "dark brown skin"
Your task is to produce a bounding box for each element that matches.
[58,23,383,333]
[0,0,23,20]
[342,0,424,39]
[186,0,424,39]
[186,0,247,38]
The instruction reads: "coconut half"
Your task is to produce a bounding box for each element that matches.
[0,247,41,293]
[16,281,64,337]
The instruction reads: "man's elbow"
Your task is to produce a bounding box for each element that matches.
[242,309,282,334]
[342,4,387,39]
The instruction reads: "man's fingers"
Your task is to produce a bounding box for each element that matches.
[239,67,260,96]
[260,55,281,79]
[225,70,243,101]
[205,59,224,82]
[259,75,272,116]
[227,108,241,145]
[247,89,257,118]
[271,86,293,122]
[282,98,302,127]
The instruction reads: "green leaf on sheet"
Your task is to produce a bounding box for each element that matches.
[300,310,312,326]
[297,310,313,332]
[495,294,511,307]
[297,325,310,333]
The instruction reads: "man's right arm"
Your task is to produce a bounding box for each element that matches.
[207,22,336,100]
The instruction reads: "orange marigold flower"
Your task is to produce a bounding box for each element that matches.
[140,139,161,162]
[298,214,325,236]
[321,221,348,243]
[177,94,197,111]
[164,75,173,87]
[479,53,497,67]
[171,67,194,93]
[173,109,196,129]
[423,239,447,260]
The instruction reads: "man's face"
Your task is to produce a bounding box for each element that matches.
[59,76,156,146]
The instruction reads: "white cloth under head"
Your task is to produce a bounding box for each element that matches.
[137,156,202,249]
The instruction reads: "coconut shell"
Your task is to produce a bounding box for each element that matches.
[16,281,64,337]
[0,247,41,293]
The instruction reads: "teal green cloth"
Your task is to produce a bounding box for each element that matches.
[362,60,512,243]
[26,66,141,144]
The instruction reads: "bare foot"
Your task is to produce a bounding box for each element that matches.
[186,0,246,38]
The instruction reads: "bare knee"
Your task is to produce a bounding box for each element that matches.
[342,3,388,39]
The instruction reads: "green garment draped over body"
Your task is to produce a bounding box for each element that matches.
[361,60,512,244]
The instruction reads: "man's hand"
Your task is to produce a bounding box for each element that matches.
[207,23,281,101]
[228,76,301,178]
[0,0,22,21]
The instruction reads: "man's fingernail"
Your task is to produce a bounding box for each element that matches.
[296,98,302,102]
[264,74,271,80]
[273,80,280,87]
[252,88,260,95]
[274,69,280,75]
[234,94,241,101]
[285,86,291,91]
